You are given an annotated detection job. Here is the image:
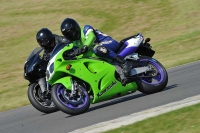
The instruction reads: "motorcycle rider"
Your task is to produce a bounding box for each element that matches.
[60,18,133,78]
[36,28,70,61]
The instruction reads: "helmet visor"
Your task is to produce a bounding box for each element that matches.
[63,29,79,41]
[37,38,50,47]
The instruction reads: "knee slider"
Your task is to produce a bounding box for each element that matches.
[94,46,109,55]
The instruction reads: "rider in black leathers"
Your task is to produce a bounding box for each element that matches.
[36,28,70,60]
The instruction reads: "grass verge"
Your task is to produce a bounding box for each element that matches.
[104,103,200,133]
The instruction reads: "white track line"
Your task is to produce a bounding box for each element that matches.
[70,94,200,133]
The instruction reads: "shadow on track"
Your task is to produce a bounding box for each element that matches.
[164,84,178,91]
[87,93,146,113]
[87,84,179,113]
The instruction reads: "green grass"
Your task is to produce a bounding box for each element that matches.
[0,0,199,112]
[104,103,200,133]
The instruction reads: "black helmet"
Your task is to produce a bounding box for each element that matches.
[36,28,54,49]
[60,18,81,41]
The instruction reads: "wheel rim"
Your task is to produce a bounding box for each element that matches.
[140,58,164,85]
[33,84,55,108]
[56,85,88,109]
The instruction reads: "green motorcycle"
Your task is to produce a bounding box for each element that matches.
[46,33,168,115]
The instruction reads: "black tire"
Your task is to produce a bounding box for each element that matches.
[51,83,90,115]
[136,56,168,94]
[28,83,58,113]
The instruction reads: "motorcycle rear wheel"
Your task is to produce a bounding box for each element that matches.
[28,83,58,113]
[51,83,90,115]
[136,56,168,94]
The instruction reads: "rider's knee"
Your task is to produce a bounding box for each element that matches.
[93,46,109,56]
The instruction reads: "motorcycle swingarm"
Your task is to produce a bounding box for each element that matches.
[127,75,154,79]
[129,66,149,76]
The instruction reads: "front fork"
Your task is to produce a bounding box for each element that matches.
[70,78,83,98]
[38,77,52,96]
[38,77,47,93]
[70,77,76,97]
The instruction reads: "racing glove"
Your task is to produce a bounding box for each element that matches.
[42,53,51,61]
[72,45,88,56]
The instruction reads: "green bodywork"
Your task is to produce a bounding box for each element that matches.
[47,44,138,104]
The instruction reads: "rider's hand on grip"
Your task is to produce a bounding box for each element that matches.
[81,45,88,53]
[73,45,88,56]
[63,45,89,59]
[42,53,50,61]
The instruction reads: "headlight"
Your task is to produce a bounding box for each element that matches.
[49,63,54,73]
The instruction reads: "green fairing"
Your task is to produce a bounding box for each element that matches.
[53,77,72,91]
[48,44,138,104]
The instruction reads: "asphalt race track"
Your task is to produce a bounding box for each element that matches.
[0,61,200,133]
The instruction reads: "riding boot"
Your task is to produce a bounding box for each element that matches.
[113,55,133,76]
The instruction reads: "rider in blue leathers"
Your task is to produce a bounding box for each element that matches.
[60,18,132,76]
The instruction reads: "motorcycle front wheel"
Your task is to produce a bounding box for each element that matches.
[136,56,168,94]
[51,83,90,115]
[28,83,58,113]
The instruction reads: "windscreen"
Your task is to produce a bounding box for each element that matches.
[24,47,43,74]
[49,43,66,60]
[26,47,43,61]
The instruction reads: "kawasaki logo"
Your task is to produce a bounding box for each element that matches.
[97,80,117,97]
